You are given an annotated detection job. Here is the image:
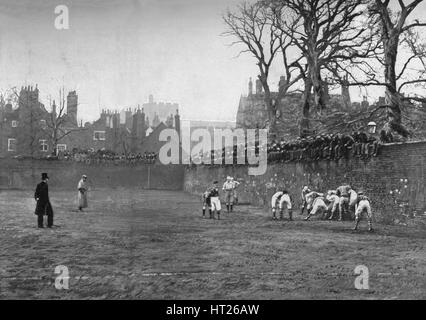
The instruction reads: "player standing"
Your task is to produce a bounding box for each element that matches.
[201,189,211,218]
[300,186,311,215]
[209,181,222,220]
[222,176,240,213]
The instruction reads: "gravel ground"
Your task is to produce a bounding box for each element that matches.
[0,188,425,299]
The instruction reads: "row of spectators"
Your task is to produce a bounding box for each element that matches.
[57,149,158,164]
[191,130,390,165]
[268,132,381,163]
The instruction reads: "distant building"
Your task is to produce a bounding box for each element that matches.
[0,86,181,157]
[0,86,51,157]
[236,76,354,139]
[142,95,179,128]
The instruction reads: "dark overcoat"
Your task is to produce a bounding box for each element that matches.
[34,181,53,216]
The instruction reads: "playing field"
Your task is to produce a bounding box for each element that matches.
[0,189,425,299]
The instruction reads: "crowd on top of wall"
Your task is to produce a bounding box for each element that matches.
[190,129,394,166]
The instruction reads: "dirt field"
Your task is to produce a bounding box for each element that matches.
[0,188,425,300]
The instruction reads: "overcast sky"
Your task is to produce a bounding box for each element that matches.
[0,0,425,123]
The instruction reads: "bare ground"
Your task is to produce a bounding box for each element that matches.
[0,188,425,300]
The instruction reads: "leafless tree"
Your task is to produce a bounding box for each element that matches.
[223,1,304,138]
[270,0,376,115]
[359,0,426,137]
[47,87,86,155]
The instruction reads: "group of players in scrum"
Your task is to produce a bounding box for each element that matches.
[202,179,373,232]
[273,185,373,231]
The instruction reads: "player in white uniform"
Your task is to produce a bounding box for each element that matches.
[304,193,326,221]
[325,190,340,220]
[305,191,322,214]
[231,177,240,206]
[353,191,373,232]
[300,186,311,215]
[336,185,352,221]
[271,190,293,221]
[222,176,240,213]
[349,189,358,219]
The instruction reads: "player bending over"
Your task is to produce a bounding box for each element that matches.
[304,193,327,221]
[271,190,293,221]
[325,190,340,220]
[353,191,374,232]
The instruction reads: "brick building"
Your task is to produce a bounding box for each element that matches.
[0,86,51,158]
[0,86,181,157]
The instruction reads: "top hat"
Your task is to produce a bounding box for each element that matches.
[41,173,49,180]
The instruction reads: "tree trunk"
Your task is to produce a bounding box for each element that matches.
[384,36,410,138]
[307,51,326,112]
[300,77,312,137]
[259,75,278,140]
[312,71,326,112]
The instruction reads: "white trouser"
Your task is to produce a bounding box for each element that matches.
[272,194,292,211]
[355,200,372,221]
[210,197,221,212]
[310,198,328,216]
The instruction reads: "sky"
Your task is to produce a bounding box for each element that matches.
[0,0,425,123]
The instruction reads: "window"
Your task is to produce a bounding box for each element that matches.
[56,144,67,153]
[11,120,17,128]
[94,131,106,141]
[40,119,47,129]
[39,140,48,152]
[8,138,16,152]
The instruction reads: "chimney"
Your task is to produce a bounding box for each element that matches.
[256,79,262,95]
[248,78,253,96]
[52,100,57,118]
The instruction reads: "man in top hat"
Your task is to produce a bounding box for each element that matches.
[78,175,89,211]
[354,191,374,232]
[34,173,54,228]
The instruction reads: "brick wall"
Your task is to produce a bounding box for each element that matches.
[184,141,426,224]
[0,159,184,191]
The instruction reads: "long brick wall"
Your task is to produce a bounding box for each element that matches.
[0,159,184,191]
[184,141,426,224]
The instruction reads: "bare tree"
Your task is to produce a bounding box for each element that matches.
[362,0,426,137]
[270,0,375,116]
[47,87,86,155]
[223,1,303,138]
